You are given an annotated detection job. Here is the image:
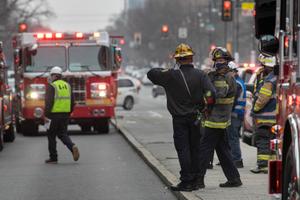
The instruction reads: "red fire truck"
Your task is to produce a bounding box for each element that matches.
[255,0,300,198]
[0,41,15,151]
[12,32,121,135]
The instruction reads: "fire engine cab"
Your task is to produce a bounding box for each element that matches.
[0,41,15,151]
[255,0,300,199]
[12,32,121,135]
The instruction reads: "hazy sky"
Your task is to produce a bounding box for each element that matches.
[45,0,124,32]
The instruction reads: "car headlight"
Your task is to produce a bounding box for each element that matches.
[26,84,45,99]
[90,83,108,98]
[29,91,39,99]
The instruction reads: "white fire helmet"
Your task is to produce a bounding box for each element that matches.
[50,66,62,75]
[228,61,238,71]
[257,54,276,68]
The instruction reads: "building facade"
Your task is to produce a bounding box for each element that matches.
[125,0,146,10]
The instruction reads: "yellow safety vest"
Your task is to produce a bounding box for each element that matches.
[51,80,71,113]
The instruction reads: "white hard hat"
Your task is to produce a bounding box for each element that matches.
[258,54,276,67]
[50,66,62,75]
[228,61,238,71]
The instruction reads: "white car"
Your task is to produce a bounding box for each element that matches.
[117,76,139,110]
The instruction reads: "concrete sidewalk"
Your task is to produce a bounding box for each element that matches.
[111,111,270,200]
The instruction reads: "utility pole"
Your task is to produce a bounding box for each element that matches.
[209,1,212,46]
[233,0,240,64]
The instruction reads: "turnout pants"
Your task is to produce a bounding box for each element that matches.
[255,127,276,167]
[198,127,240,181]
[172,115,202,182]
[47,118,74,160]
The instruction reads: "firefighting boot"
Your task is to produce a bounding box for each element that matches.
[219,178,242,188]
[250,166,268,174]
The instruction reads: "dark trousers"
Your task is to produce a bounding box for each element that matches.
[200,126,214,165]
[227,117,243,161]
[198,127,240,181]
[47,118,74,160]
[255,127,276,167]
[172,115,202,182]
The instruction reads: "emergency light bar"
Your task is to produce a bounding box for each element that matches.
[33,32,103,41]
[19,32,110,47]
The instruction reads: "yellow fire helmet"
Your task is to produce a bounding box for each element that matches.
[174,43,194,58]
[257,54,276,67]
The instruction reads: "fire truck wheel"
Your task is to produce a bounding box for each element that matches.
[16,119,21,133]
[0,130,3,152]
[21,120,38,136]
[282,146,298,199]
[3,123,15,142]
[94,118,109,134]
[81,125,91,132]
[123,97,134,110]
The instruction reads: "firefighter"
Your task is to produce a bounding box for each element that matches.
[227,61,246,168]
[250,54,277,174]
[147,43,215,191]
[44,66,79,164]
[196,47,242,189]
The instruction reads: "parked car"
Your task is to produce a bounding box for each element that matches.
[117,76,139,110]
[152,85,165,98]
[237,65,263,146]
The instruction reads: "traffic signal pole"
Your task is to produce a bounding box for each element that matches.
[221,0,232,53]
[224,22,228,47]
[233,0,240,64]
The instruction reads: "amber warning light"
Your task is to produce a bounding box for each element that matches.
[76,32,84,39]
[35,33,63,39]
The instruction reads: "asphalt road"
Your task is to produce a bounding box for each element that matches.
[0,126,176,200]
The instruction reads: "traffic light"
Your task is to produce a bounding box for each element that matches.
[161,24,169,38]
[222,0,233,21]
[18,23,28,33]
[119,38,125,45]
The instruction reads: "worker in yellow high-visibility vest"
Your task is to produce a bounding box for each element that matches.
[44,66,79,164]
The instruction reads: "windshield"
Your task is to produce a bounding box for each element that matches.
[25,47,66,72]
[68,46,107,71]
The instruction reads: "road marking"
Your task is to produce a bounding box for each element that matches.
[147,111,163,118]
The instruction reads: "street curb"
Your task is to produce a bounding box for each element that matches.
[110,119,202,200]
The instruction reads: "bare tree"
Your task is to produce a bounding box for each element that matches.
[0,0,54,63]
[109,0,255,66]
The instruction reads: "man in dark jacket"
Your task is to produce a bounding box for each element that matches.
[44,66,79,164]
[147,43,215,191]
